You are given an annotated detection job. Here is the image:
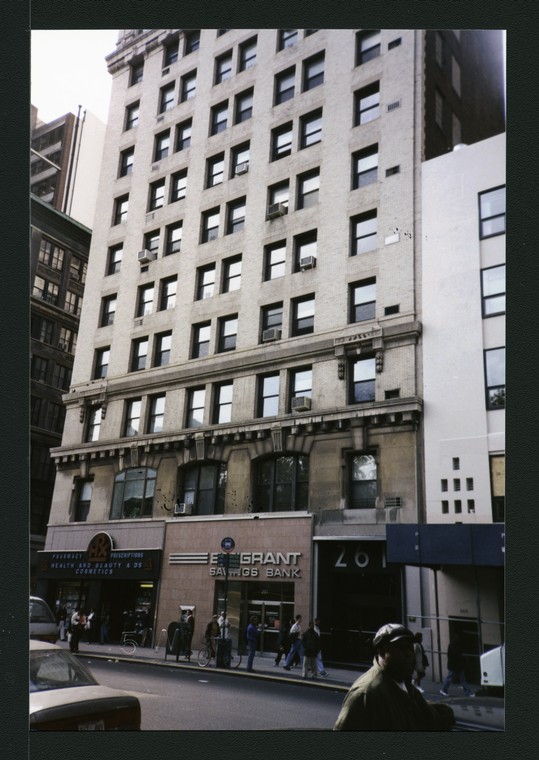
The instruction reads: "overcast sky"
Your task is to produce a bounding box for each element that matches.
[31,30,118,123]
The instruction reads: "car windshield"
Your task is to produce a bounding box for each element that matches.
[29,599,55,624]
[30,649,98,693]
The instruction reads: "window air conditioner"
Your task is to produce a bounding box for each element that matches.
[267,202,288,219]
[262,327,282,342]
[173,502,192,516]
[299,255,316,269]
[138,249,157,264]
[291,396,312,412]
[235,161,249,175]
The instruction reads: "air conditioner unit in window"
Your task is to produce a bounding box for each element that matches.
[291,396,312,412]
[267,202,288,219]
[300,255,316,269]
[262,327,282,343]
[235,161,249,175]
[173,502,192,516]
[138,249,157,264]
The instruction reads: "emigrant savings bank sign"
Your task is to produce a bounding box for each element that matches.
[169,551,303,578]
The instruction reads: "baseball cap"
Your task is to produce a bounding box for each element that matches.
[373,623,415,649]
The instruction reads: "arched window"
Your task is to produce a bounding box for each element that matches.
[110,467,156,519]
[178,462,227,515]
[254,455,309,513]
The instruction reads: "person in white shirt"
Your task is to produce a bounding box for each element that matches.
[283,614,303,670]
[218,612,230,639]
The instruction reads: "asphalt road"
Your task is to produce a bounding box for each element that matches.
[86,657,345,730]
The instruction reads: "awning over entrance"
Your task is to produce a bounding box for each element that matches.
[386,524,505,567]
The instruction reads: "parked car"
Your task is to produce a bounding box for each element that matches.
[29,596,57,644]
[30,640,141,730]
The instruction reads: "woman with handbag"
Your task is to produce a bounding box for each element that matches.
[412,632,428,692]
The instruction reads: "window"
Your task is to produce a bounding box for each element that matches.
[32,276,59,305]
[206,153,225,187]
[297,169,320,209]
[490,454,505,522]
[388,37,401,50]
[268,180,289,211]
[218,315,238,352]
[136,284,154,317]
[31,355,48,382]
[32,316,54,344]
[179,463,226,515]
[124,398,142,437]
[159,276,177,310]
[441,500,449,514]
[192,322,211,358]
[271,122,293,160]
[86,406,102,442]
[159,83,175,113]
[350,357,376,402]
[239,37,257,70]
[435,31,444,67]
[231,142,250,175]
[452,458,460,470]
[349,453,377,508]
[154,331,172,367]
[356,30,381,64]
[451,56,461,96]
[201,208,220,242]
[144,230,160,258]
[111,468,156,519]
[452,113,462,146]
[38,238,64,269]
[223,256,242,293]
[59,327,77,353]
[130,337,148,371]
[164,38,179,66]
[226,198,246,234]
[278,30,297,50]
[351,211,377,255]
[479,186,506,238]
[69,257,87,283]
[147,394,166,433]
[215,51,232,83]
[46,403,64,436]
[154,130,170,161]
[435,89,444,129]
[303,53,324,91]
[94,347,110,379]
[170,169,187,201]
[180,70,197,101]
[481,264,505,316]
[197,265,216,300]
[175,119,192,150]
[275,67,295,105]
[113,195,129,225]
[441,479,448,492]
[100,295,117,326]
[294,230,317,271]
[454,500,462,514]
[235,88,254,124]
[258,373,280,417]
[184,30,200,55]
[186,387,205,427]
[454,478,461,492]
[64,290,82,317]
[130,60,144,86]
[354,82,380,125]
[466,478,474,491]
[292,295,315,336]
[484,347,505,409]
[265,241,286,280]
[74,480,93,522]
[254,455,309,513]
[261,302,284,338]
[210,101,228,135]
[290,367,312,410]
[165,223,182,255]
[350,278,376,322]
[352,144,378,188]
[106,245,122,275]
[213,382,233,424]
[148,180,165,210]
[300,109,322,149]
[30,396,42,427]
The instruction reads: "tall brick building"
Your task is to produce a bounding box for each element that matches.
[39,29,505,668]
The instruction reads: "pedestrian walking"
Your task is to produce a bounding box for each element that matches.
[412,632,428,692]
[274,619,291,666]
[246,616,259,672]
[69,608,85,653]
[334,623,455,731]
[185,609,195,660]
[56,603,67,641]
[100,611,110,644]
[301,621,321,679]
[283,614,303,670]
[314,618,328,677]
[218,611,230,638]
[440,634,474,697]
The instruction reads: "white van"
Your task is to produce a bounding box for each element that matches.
[480,644,505,691]
[30,596,58,644]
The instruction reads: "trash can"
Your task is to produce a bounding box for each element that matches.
[216,637,232,668]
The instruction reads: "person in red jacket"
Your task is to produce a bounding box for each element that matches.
[334,623,455,731]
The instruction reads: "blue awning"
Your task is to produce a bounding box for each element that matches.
[386,524,505,567]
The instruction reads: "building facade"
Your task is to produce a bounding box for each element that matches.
[40,29,505,666]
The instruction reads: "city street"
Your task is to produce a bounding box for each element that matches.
[86,657,345,730]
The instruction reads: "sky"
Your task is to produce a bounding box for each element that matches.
[31,30,118,123]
